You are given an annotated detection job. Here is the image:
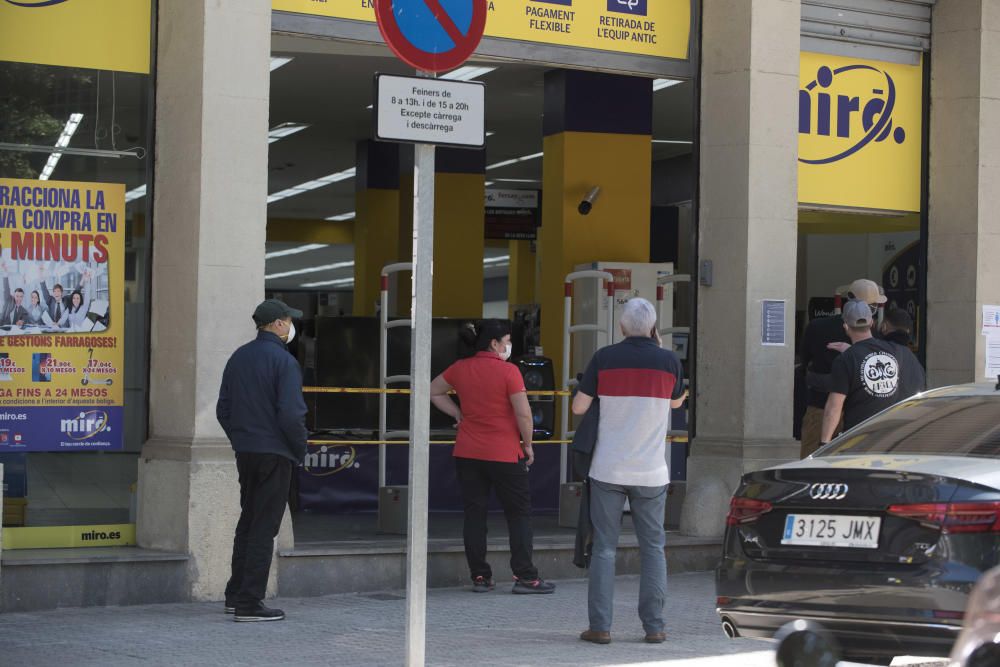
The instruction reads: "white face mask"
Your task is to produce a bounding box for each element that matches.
[500,342,512,361]
[283,321,296,345]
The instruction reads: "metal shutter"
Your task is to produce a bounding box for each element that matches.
[802,0,934,65]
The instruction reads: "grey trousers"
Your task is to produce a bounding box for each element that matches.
[588,479,668,634]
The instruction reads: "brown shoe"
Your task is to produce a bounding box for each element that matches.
[644,632,666,643]
[580,629,611,644]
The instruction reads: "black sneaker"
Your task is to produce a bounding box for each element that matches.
[233,603,285,622]
[512,577,556,594]
[224,598,237,614]
[471,576,495,593]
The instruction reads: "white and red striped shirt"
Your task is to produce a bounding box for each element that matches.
[578,337,684,486]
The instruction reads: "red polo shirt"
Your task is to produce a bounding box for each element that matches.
[442,352,526,463]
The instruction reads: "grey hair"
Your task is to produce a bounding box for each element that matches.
[620,297,657,337]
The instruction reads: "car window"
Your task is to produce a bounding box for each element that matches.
[817,395,1000,459]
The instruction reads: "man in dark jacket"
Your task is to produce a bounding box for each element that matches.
[217,299,307,622]
[880,307,916,348]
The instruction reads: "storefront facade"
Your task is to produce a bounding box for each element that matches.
[0,1,154,546]
[0,0,998,609]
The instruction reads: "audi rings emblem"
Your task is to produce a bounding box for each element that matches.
[809,483,849,500]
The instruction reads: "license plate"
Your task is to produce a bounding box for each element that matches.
[782,514,881,549]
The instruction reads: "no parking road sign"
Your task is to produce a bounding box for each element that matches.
[375,0,488,73]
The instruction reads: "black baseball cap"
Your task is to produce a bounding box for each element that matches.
[252,299,302,325]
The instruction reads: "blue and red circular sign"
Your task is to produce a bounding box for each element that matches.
[375,0,488,73]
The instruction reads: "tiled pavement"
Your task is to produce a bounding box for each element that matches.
[0,572,948,667]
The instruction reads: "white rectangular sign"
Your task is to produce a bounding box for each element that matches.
[983,304,1000,334]
[485,188,539,209]
[375,74,485,149]
[761,299,786,346]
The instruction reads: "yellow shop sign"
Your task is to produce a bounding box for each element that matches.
[798,52,923,213]
[272,0,691,61]
[2,523,135,549]
[0,0,151,73]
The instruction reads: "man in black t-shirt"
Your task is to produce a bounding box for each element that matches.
[799,278,886,457]
[820,300,926,445]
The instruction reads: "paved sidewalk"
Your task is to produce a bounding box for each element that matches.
[0,573,767,666]
[0,573,946,667]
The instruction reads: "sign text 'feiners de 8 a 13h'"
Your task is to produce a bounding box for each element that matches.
[375,74,486,148]
[0,179,125,452]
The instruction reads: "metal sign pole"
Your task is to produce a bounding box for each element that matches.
[379,280,389,489]
[561,281,572,485]
[405,81,435,666]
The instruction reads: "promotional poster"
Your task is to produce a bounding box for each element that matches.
[0,179,125,452]
[272,0,692,61]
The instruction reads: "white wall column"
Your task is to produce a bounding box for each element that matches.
[681,0,801,538]
[136,0,280,600]
[927,0,1000,387]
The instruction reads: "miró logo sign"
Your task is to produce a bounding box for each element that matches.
[799,64,907,165]
[60,410,111,440]
[3,0,71,6]
[303,446,361,477]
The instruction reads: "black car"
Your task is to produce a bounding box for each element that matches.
[717,383,1000,665]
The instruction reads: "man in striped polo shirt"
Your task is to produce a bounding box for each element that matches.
[572,297,686,645]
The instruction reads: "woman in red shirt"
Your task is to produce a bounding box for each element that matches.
[430,319,556,595]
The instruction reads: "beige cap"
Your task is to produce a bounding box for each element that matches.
[836,278,887,305]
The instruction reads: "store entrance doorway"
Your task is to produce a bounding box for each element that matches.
[262,39,696,554]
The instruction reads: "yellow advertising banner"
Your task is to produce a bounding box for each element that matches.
[2,523,135,549]
[272,0,691,60]
[0,179,125,452]
[0,0,151,73]
[799,52,923,213]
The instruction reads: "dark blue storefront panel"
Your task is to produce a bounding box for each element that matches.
[0,406,123,452]
[297,443,561,514]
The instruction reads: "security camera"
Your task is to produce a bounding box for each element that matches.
[578,186,601,215]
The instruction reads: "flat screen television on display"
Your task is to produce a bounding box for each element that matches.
[308,316,467,433]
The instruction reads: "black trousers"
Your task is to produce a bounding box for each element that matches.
[455,456,538,582]
[225,452,293,607]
